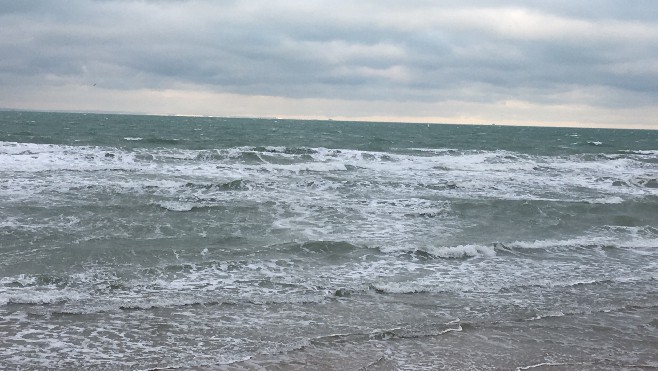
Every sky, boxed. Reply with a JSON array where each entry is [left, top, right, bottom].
[[1, 0, 658, 129]]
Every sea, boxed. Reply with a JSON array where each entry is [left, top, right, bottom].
[[0, 111, 657, 370]]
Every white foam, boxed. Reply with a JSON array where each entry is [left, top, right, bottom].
[[3, 142, 656, 207], [0, 288, 90, 307], [157, 201, 196, 212], [406, 147, 458, 153], [378, 244, 496, 259], [369, 282, 428, 294], [425, 244, 496, 258], [621, 149, 658, 156], [586, 196, 624, 204], [2, 141, 657, 291], [515, 362, 573, 371], [0, 141, 141, 173], [508, 233, 658, 251]]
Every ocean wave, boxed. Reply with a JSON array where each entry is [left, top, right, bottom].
[[378, 244, 496, 259], [261, 146, 319, 155], [156, 201, 198, 212], [182, 179, 249, 191], [55, 292, 331, 314], [630, 177, 658, 189], [143, 137, 182, 145], [406, 147, 459, 154], [499, 275, 655, 295], [308, 319, 462, 345], [0, 141, 142, 173], [524, 301, 658, 323], [2, 141, 656, 204], [1, 275, 332, 313], [154, 200, 252, 212], [618, 149, 658, 156], [368, 282, 433, 294], [0, 288, 90, 307], [584, 196, 625, 204], [292, 240, 363, 255], [506, 233, 658, 251]]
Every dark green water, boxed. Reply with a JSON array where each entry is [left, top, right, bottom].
[[1, 111, 657, 370], [4, 111, 656, 155]]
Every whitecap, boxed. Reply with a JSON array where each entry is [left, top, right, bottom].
[[157, 201, 196, 212], [427, 244, 496, 258], [586, 196, 624, 204]]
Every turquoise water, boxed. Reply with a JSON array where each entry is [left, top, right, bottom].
[[1, 111, 657, 369]]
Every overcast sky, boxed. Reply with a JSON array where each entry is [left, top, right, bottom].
[[1, 1, 658, 128]]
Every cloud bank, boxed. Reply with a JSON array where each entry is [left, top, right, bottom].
[[1, 0, 658, 128]]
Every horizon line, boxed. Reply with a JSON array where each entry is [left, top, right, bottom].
[[1, 107, 656, 131]]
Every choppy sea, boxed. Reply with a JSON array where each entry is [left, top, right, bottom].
[[1, 111, 657, 370]]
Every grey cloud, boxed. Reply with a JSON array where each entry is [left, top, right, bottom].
[[1, 0, 658, 114]]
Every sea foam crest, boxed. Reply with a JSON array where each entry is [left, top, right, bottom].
[[0, 141, 139, 172], [378, 244, 496, 259], [0, 288, 90, 307], [3, 141, 654, 203], [507, 233, 658, 250], [156, 201, 197, 212], [423, 244, 497, 258]]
